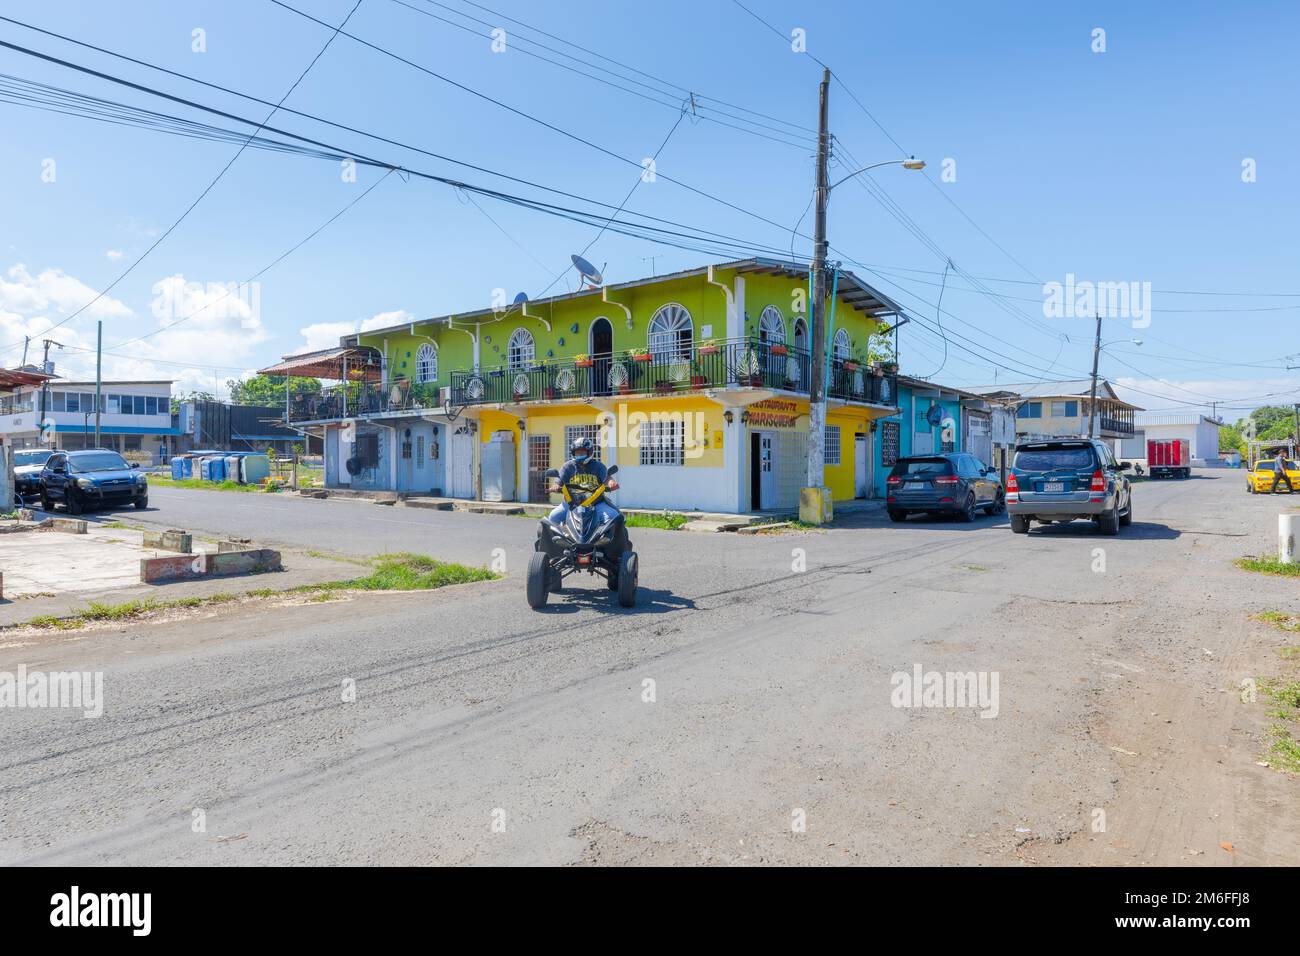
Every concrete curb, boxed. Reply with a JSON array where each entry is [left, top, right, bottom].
[[141, 548, 282, 584]]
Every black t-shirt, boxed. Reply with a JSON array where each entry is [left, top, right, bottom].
[[556, 457, 608, 496]]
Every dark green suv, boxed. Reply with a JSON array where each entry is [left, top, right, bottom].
[[1006, 439, 1132, 534]]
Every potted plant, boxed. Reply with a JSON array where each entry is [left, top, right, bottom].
[[574, 353, 593, 368], [631, 349, 653, 363], [769, 342, 789, 357], [698, 339, 719, 356], [841, 358, 859, 372]]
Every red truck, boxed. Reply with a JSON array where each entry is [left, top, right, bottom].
[[1147, 438, 1191, 478]]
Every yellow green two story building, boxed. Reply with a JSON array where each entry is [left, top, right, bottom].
[[263, 258, 905, 513]]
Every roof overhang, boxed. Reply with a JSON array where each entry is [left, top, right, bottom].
[[258, 346, 383, 382], [0, 368, 54, 389]]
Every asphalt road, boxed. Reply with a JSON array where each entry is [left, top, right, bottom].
[[3, 471, 1298, 865]]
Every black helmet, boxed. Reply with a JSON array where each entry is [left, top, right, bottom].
[[571, 436, 595, 460]]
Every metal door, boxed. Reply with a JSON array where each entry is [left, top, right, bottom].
[[759, 432, 776, 509], [450, 425, 475, 498], [528, 435, 551, 502], [854, 435, 869, 497]]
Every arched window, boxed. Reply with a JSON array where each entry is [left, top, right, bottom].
[[759, 305, 785, 345], [833, 328, 852, 362], [415, 343, 438, 383], [793, 317, 808, 352], [647, 303, 693, 360], [508, 328, 535, 370]]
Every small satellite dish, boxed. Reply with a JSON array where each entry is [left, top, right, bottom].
[[925, 404, 944, 427], [512, 292, 528, 306], [571, 254, 603, 288]]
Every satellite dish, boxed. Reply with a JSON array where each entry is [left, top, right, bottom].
[[512, 292, 528, 306], [925, 404, 944, 427], [571, 254, 603, 288]]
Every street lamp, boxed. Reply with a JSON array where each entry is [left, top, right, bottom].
[[1087, 337, 1142, 437], [806, 146, 925, 515]]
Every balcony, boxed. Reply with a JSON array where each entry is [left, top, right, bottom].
[[1099, 415, 1134, 436], [0, 400, 34, 416], [449, 337, 898, 409], [286, 380, 441, 423]]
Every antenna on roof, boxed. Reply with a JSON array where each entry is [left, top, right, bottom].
[[571, 254, 604, 290]]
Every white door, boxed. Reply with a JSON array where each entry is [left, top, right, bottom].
[[450, 426, 475, 498], [854, 435, 869, 498], [759, 432, 776, 509]]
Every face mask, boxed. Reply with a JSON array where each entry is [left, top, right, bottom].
[[574, 453, 590, 464]]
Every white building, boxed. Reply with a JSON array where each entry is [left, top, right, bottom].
[[0, 377, 178, 460], [1132, 411, 1221, 466]]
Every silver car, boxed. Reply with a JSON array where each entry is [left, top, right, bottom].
[[1006, 439, 1133, 535]]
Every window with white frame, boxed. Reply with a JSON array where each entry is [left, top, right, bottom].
[[793, 317, 808, 351], [508, 328, 535, 370], [832, 328, 851, 362], [564, 424, 603, 461], [647, 303, 693, 360], [824, 425, 841, 465], [639, 419, 684, 466], [415, 343, 438, 383], [759, 305, 785, 344]]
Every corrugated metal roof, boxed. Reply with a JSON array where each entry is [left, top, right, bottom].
[[1135, 412, 1219, 426]]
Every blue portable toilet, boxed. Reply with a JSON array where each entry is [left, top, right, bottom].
[[171, 457, 185, 479]]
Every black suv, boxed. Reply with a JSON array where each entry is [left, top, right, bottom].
[[40, 449, 149, 514], [886, 452, 1005, 522]]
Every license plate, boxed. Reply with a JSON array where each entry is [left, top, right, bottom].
[[1042, 481, 1065, 493], [904, 482, 923, 490]]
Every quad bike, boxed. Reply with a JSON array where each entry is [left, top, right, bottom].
[[527, 465, 638, 609]]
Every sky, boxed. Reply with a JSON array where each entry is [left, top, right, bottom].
[[0, 0, 1296, 420]]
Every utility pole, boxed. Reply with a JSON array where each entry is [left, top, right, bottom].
[[94, 320, 102, 448], [805, 67, 832, 502], [1086, 311, 1102, 439], [39, 338, 61, 437]]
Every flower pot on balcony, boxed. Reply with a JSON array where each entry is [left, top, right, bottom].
[[690, 375, 707, 387], [544, 388, 556, 400], [842, 361, 859, 372], [654, 381, 673, 395], [769, 344, 789, 356], [575, 358, 593, 368], [698, 344, 719, 355], [632, 353, 653, 363]]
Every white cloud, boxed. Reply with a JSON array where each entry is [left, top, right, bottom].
[[106, 249, 124, 261], [291, 309, 415, 354], [0, 264, 132, 320]]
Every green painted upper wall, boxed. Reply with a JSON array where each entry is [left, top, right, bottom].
[[356, 268, 885, 390]]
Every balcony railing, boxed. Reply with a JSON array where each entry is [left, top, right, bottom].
[[449, 337, 898, 409], [1099, 415, 1134, 435], [0, 400, 35, 416], [286, 380, 443, 423], [284, 339, 901, 421]]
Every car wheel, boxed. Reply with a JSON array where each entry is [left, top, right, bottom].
[[617, 551, 638, 608], [40, 494, 54, 512], [987, 491, 1006, 515], [134, 495, 148, 510], [957, 493, 976, 522], [64, 492, 82, 516], [1010, 514, 1030, 534], [1119, 496, 1133, 526], [887, 509, 907, 523], [1098, 504, 1120, 535], [526, 552, 550, 609]]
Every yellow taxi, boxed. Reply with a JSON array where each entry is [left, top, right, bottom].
[[1246, 458, 1300, 493]]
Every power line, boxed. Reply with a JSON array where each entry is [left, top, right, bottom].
[[13, 0, 365, 341]]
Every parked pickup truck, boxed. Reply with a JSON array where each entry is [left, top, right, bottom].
[[1147, 438, 1191, 479]]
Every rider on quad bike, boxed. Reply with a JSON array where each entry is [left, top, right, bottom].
[[536, 436, 629, 559]]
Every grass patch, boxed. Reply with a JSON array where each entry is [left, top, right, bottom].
[[304, 549, 372, 566], [148, 477, 283, 494], [624, 512, 689, 531], [1, 510, 19, 520], [302, 552, 500, 592], [1255, 677, 1300, 774], [1255, 610, 1300, 632], [1235, 556, 1300, 577], [1280, 646, 1300, 660], [12, 593, 241, 631]]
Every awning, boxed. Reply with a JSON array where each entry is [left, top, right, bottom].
[[0, 368, 54, 389], [258, 346, 383, 382]]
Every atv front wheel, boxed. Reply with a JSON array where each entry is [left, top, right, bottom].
[[617, 551, 638, 608], [526, 552, 551, 609]]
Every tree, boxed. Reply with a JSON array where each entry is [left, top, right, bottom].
[[1219, 422, 1246, 456], [170, 390, 216, 414], [228, 374, 321, 406]]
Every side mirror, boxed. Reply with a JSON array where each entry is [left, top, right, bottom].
[[130, 462, 140, 469], [543, 468, 559, 479], [607, 465, 619, 476]]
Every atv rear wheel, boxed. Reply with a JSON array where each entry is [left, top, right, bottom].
[[526, 552, 551, 609]]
